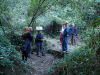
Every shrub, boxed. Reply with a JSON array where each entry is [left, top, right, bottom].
[[48, 27, 100, 75], [0, 34, 29, 75], [48, 46, 100, 75], [44, 20, 61, 38]]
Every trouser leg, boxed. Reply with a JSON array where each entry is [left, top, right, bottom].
[[71, 34, 73, 45], [24, 51, 28, 61], [65, 37, 68, 52], [62, 37, 68, 51], [62, 38, 64, 50], [22, 51, 25, 60], [36, 43, 40, 55], [28, 42, 32, 57], [73, 35, 76, 44], [22, 51, 28, 61], [40, 43, 44, 54]]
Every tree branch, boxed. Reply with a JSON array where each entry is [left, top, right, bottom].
[[34, 0, 58, 20], [28, 0, 46, 27]]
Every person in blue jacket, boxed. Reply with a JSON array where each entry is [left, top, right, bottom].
[[70, 23, 78, 45], [36, 30, 45, 57], [62, 21, 70, 52]]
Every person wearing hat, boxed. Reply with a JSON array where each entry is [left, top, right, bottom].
[[70, 23, 78, 45], [29, 27, 33, 36], [62, 21, 70, 52], [36, 30, 45, 57]]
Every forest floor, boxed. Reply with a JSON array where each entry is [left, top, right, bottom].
[[46, 35, 85, 52], [18, 35, 85, 75]]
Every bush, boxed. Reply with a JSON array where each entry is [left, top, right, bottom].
[[0, 34, 29, 75], [48, 27, 100, 75], [48, 46, 100, 75], [44, 20, 61, 38]]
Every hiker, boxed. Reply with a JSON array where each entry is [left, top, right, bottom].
[[60, 23, 66, 45], [21, 27, 33, 61], [28, 27, 33, 57], [29, 27, 33, 36], [36, 30, 45, 57], [70, 23, 78, 45], [62, 21, 70, 52]]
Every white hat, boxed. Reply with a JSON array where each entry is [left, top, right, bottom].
[[65, 21, 68, 24], [72, 23, 75, 25], [29, 27, 32, 30]]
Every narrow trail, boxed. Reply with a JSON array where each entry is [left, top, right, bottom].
[[20, 52, 58, 75], [18, 35, 85, 75], [46, 35, 85, 52]]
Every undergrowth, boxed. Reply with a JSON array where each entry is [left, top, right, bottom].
[[0, 34, 32, 75], [47, 27, 100, 75]]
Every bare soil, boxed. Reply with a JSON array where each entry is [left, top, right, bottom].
[[46, 35, 85, 52], [19, 35, 84, 75]]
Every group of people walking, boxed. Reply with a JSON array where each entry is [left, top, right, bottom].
[[20, 27, 45, 61], [60, 21, 78, 52]]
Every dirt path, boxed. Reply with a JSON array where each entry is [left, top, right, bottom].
[[19, 51, 58, 75], [18, 36, 84, 75], [46, 35, 85, 52]]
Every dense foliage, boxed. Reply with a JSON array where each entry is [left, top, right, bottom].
[[0, 34, 29, 75], [47, 27, 100, 75], [0, 0, 100, 75]]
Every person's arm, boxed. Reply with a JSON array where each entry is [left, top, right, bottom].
[[63, 28, 67, 36], [75, 27, 78, 36], [41, 35, 44, 41], [76, 27, 78, 34], [66, 26, 69, 35]]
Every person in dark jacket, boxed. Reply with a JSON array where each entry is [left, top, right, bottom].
[[70, 23, 78, 45], [36, 30, 45, 57], [28, 27, 33, 57], [22, 27, 33, 61]]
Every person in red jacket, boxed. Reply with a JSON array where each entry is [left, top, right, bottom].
[[60, 23, 65, 48]]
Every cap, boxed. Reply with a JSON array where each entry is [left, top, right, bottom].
[[65, 21, 69, 24], [38, 30, 41, 32], [72, 23, 75, 25], [29, 27, 32, 30]]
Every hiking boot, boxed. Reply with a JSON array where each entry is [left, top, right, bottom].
[[63, 50, 68, 52], [42, 54, 45, 56], [37, 55, 40, 57], [63, 51, 66, 52]]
